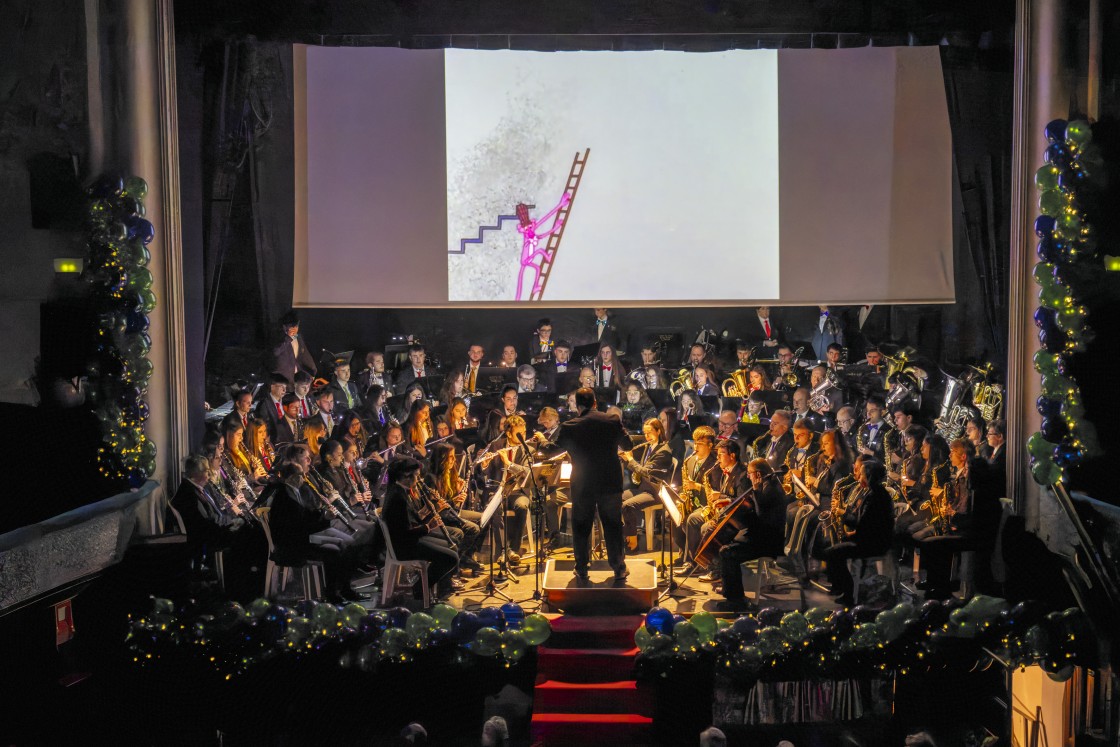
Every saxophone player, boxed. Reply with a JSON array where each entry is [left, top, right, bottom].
[[714, 459, 787, 611], [816, 459, 894, 606], [673, 426, 718, 566], [689, 440, 751, 583], [856, 395, 892, 462]]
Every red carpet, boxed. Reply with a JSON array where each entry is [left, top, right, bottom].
[[531, 615, 654, 745]]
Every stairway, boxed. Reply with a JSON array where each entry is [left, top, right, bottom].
[[531, 614, 654, 745]]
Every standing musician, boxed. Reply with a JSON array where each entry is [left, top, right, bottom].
[[715, 458, 788, 611], [593, 343, 627, 391], [620, 418, 675, 552], [529, 318, 556, 364], [534, 388, 633, 581], [272, 311, 317, 387], [688, 440, 752, 583], [816, 459, 895, 606], [674, 426, 718, 570], [480, 414, 533, 564], [381, 457, 460, 597], [427, 443, 484, 574], [751, 410, 794, 473]]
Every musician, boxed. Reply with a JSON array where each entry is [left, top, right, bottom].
[[222, 421, 264, 493], [620, 418, 675, 551], [747, 365, 773, 395], [357, 350, 394, 397], [775, 344, 804, 389], [271, 311, 316, 386], [483, 414, 533, 564], [537, 339, 574, 393], [716, 410, 741, 444], [528, 318, 555, 364], [403, 399, 434, 459], [339, 411, 369, 457], [593, 342, 626, 390], [734, 340, 754, 370], [891, 426, 930, 539], [245, 418, 277, 474], [439, 369, 467, 407], [499, 345, 518, 368], [659, 407, 687, 477], [857, 395, 892, 462], [535, 388, 633, 580], [791, 387, 828, 432], [816, 459, 895, 606], [751, 306, 782, 349], [302, 418, 326, 460], [782, 420, 819, 506], [811, 306, 845, 360], [639, 340, 662, 368], [533, 407, 567, 546], [809, 366, 845, 416], [835, 406, 859, 454], [716, 458, 788, 611], [695, 440, 752, 584], [905, 434, 952, 540], [693, 364, 719, 397], [428, 443, 484, 573], [341, 441, 373, 510], [864, 345, 885, 373], [274, 393, 304, 448], [319, 439, 358, 505], [965, 415, 988, 458], [634, 365, 668, 391], [395, 383, 425, 424], [463, 344, 485, 394], [677, 390, 707, 432], [256, 372, 290, 442], [807, 429, 852, 506], [985, 419, 1006, 475], [326, 355, 362, 413], [293, 372, 317, 419], [686, 343, 710, 371], [444, 397, 474, 434], [364, 385, 392, 437], [499, 384, 522, 418], [674, 425, 718, 569], [169, 453, 245, 558], [592, 307, 622, 352], [751, 410, 794, 473], [313, 387, 337, 439], [222, 389, 255, 433], [889, 405, 917, 468], [394, 343, 429, 395], [577, 366, 596, 391], [621, 382, 657, 433], [516, 365, 547, 393], [380, 457, 460, 597]]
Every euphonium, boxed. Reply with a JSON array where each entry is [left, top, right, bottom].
[[808, 369, 839, 411], [972, 380, 1004, 423], [721, 369, 751, 398], [669, 368, 693, 398]]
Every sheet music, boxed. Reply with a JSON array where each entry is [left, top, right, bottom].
[[659, 484, 683, 527], [789, 472, 820, 507]]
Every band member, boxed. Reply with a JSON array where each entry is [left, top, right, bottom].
[[327, 354, 362, 413], [381, 457, 460, 597], [395, 383, 425, 424], [638, 340, 662, 369], [677, 390, 707, 432], [272, 311, 316, 386], [529, 318, 555, 364], [892, 426, 930, 538], [685, 343, 710, 371], [695, 440, 752, 584], [534, 407, 566, 546], [403, 399, 434, 459], [439, 369, 467, 407], [427, 443, 484, 573], [499, 385, 522, 418], [782, 420, 819, 506], [463, 344, 485, 394], [169, 453, 246, 558], [857, 395, 892, 462], [256, 372, 290, 442], [313, 387, 337, 439], [965, 415, 988, 458], [716, 458, 788, 611], [824, 343, 846, 372], [222, 389, 255, 433], [537, 339, 574, 393], [577, 366, 596, 391], [811, 305, 845, 360], [275, 393, 304, 448], [593, 343, 626, 390], [319, 439, 358, 505], [774, 344, 804, 390], [222, 421, 264, 493], [733, 340, 755, 370], [791, 387, 828, 432], [357, 350, 394, 397], [443, 397, 474, 434], [752, 306, 782, 349], [246, 417, 277, 474], [516, 365, 546, 393], [693, 364, 719, 397], [907, 434, 953, 541], [817, 459, 894, 606], [341, 440, 373, 510], [293, 372, 317, 419], [302, 418, 326, 460], [674, 425, 718, 566], [835, 406, 859, 454], [620, 418, 674, 550], [716, 409, 741, 444], [364, 385, 392, 437], [338, 411, 369, 456], [482, 414, 533, 563], [620, 382, 657, 432], [536, 388, 633, 580], [889, 405, 917, 468], [394, 343, 429, 395], [592, 307, 622, 352], [751, 410, 794, 473], [808, 366, 844, 416], [985, 419, 1006, 476], [659, 407, 687, 477], [499, 345, 518, 368]]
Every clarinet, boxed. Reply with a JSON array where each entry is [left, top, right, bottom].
[[309, 466, 358, 521], [416, 480, 458, 551], [303, 475, 355, 532]]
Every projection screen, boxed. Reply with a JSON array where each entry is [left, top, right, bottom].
[[293, 45, 953, 308]]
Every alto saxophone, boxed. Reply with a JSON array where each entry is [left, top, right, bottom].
[[919, 462, 952, 535]]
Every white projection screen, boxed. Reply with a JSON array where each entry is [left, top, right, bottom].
[[293, 45, 953, 308]]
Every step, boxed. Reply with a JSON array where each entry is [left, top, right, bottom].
[[534, 679, 652, 714], [530, 713, 653, 745], [537, 646, 639, 683], [547, 615, 644, 649]]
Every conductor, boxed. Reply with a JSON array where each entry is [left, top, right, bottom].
[[536, 387, 633, 580]]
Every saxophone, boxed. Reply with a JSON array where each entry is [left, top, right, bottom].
[[818, 474, 856, 547], [700, 472, 720, 522], [919, 462, 952, 535]]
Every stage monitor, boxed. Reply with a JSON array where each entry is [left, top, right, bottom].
[[294, 45, 953, 308]]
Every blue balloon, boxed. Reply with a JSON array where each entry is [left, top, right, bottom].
[[1039, 330, 1065, 354], [1045, 142, 1069, 166], [1053, 443, 1084, 467], [731, 615, 760, 643], [450, 611, 481, 642], [645, 607, 674, 636], [1034, 215, 1057, 238], [1036, 395, 1063, 420], [1036, 237, 1061, 263], [500, 603, 525, 630], [387, 606, 411, 629], [127, 468, 147, 489], [89, 173, 124, 199], [478, 606, 505, 630], [672, 614, 686, 627], [125, 309, 150, 334], [1034, 306, 1057, 330], [757, 607, 784, 627], [430, 628, 455, 647], [1041, 417, 1067, 442], [1044, 119, 1069, 143], [1057, 168, 1085, 191]]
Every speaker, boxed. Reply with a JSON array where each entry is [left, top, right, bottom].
[[27, 151, 84, 230]]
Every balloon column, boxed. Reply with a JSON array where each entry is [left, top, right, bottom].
[[83, 174, 157, 488], [633, 599, 1093, 684], [125, 597, 552, 679], [1029, 120, 1103, 484]]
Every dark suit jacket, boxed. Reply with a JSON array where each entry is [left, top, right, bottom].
[[591, 318, 623, 353], [169, 479, 234, 550], [843, 483, 895, 555], [222, 409, 253, 435], [547, 410, 632, 503], [527, 336, 555, 364], [327, 379, 363, 413], [267, 480, 330, 563], [846, 305, 892, 357], [272, 334, 317, 386], [743, 315, 784, 350], [382, 482, 430, 556], [738, 477, 786, 553], [756, 429, 795, 473], [256, 396, 286, 442], [274, 417, 303, 450], [357, 369, 394, 398], [394, 367, 430, 396], [624, 441, 674, 494]]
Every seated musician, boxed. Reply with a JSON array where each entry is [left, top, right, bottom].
[[809, 365, 844, 416], [782, 420, 819, 534], [985, 420, 1006, 494], [394, 343, 429, 395], [856, 395, 892, 463], [313, 386, 338, 438], [499, 384, 522, 418], [578, 366, 597, 391], [689, 440, 751, 584], [791, 387, 828, 433], [319, 439, 358, 506], [255, 372, 290, 442], [169, 452, 246, 559], [380, 457, 460, 597], [751, 409, 794, 473], [889, 405, 917, 469], [890, 425, 930, 537], [499, 345, 519, 368], [674, 425, 718, 569], [245, 417, 277, 475], [716, 409, 741, 443], [357, 350, 393, 398], [266, 445, 377, 602], [715, 458, 788, 611], [536, 339, 573, 393], [528, 318, 555, 364], [341, 440, 373, 511], [302, 418, 326, 461], [439, 370, 467, 407], [222, 388, 255, 433], [685, 343, 709, 372], [659, 408, 686, 472], [401, 399, 434, 459], [223, 422, 266, 499], [775, 345, 804, 390], [293, 372, 317, 420], [816, 459, 894, 606], [693, 364, 719, 397], [621, 382, 657, 433], [516, 364, 547, 393], [835, 406, 859, 455], [480, 414, 533, 564], [620, 418, 675, 551], [326, 354, 363, 414], [274, 393, 303, 449], [677, 390, 707, 433], [733, 340, 754, 371], [364, 385, 392, 438], [427, 443, 484, 574], [338, 411, 368, 457], [394, 383, 425, 424], [965, 415, 987, 458], [203, 436, 252, 517], [788, 429, 854, 571], [444, 397, 475, 434]]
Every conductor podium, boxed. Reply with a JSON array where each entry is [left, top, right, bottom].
[[541, 559, 658, 615]]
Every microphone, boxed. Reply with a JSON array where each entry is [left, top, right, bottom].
[[515, 431, 529, 447]]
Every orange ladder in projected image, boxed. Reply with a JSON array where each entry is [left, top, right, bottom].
[[530, 148, 589, 302]]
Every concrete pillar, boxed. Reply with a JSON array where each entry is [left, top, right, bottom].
[[86, 0, 187, 519]]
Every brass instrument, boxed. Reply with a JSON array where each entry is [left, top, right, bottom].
[[700, 472, 729, 522], [970, 364, 1004, 423], [919, 461, 952, 535], [808, 368, 840, 411], [818, 474, 857, 547], [778, 346, 806, 388], [721, 369, 751, 398], [933, 370, 974, 440], [668, 368, 694, 398]]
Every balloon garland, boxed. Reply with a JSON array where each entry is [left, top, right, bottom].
[[1027, 119, 1103, 484], [83, 173, 157, 488], [634, 598, 1093, 685], [126, 597, 551, 680]]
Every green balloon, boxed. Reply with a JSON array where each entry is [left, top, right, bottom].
[[342, 603, 366, 629], [128, 268, 153, 291], [1038, 190, 1065, 217], [1032, 350, 1060, 376], [1059, 211, 1083, 234], [1032, 262, 1056, 285], [380, 627, 410, 658], [690, 611, 718, 641], [1065, 120, 1092, 147], [248, 598, 271, 619], [473, 627, 501, 657], [1035, 163, 1060, 191], [779, 611, 809, 642], [406, 612, 435, 640], [757, 627, 787, 656], [286, 616, 311, 645], [124, 176, 149, 200], [522, 613, 551, 646], [735, 645, 765, 675], [135, 358, 154, 383], [634, 624, 653, 651], [673, 620, 701, 650], [1041, 374, 1075, 398], [430, 604, 457, 629], [805, 607, 833, 628], [500, 629, 529, 663], [1038, 285, 1064, 310], [311, 602, 340, 630], [1030, 457, 1062, 485], [1027, 432, 1057, 459], [139, 288, 157, 313]]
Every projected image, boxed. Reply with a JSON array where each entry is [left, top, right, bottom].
[[444, 49, 781, 303]]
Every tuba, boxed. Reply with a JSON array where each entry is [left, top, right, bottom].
[[808, 369, 840, 411], [722, 369, 751, 398], [668, 368, 693, 398], [971, 365, 1004, 423], [933, 370, 975, 440]]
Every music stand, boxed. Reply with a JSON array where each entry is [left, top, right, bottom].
[[477, 482, 514, 603], [656, 481, 684, 600]]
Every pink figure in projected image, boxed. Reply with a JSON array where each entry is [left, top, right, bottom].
[[515, 192, 570, 301]]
